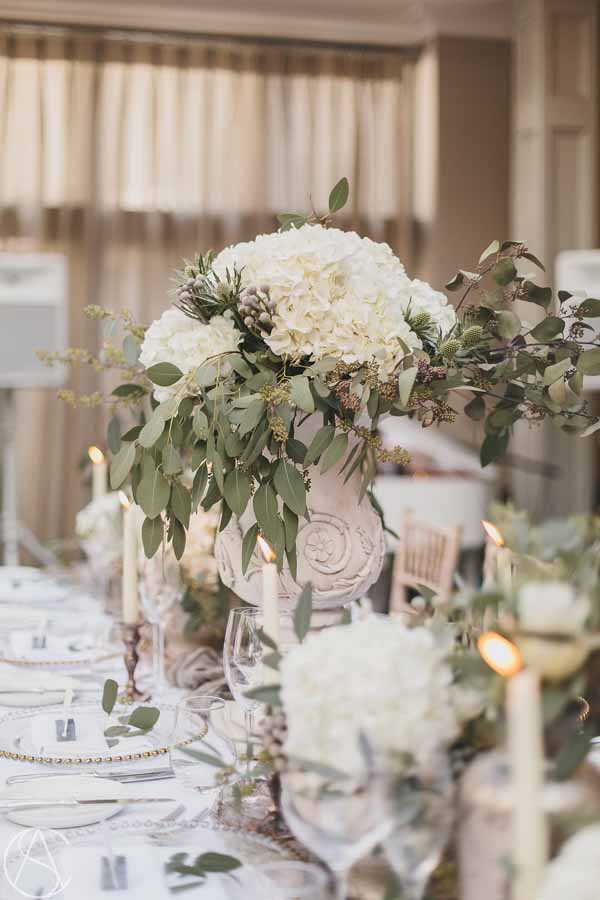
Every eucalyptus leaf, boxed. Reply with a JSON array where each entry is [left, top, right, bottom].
[[294, 582, 313, 642], [142, 515, 164, 558], [223, 469, 252, 516], [195, 363, 218, 387], [304, 425, 335, 467], [137, 468, 171, 519], [495, 310, 521, 340], [577, 297, 600, 317], [192, 407, 208, 440], [397, 366, 418, 407], [525, 281, 552, 307], [273, 461, 307, 516], [320, 432, 348, 474], [128, 706, 160, 731], [530, 316, 565, 341], [110, 442, 136, 489], [480, 431, 509, 467], [242, 523, 259, 574], [464, 395, 486, 421], [146, 362, 183, 387], [544, 357, 571, 385], [123, 333, 142, 365], [107, 416, 121, 454], [578, 348, 600, 375], [253, 483, 278, 528], [194, 853, 241, 874], [492, 258, 516, 286], [191, 465, 208, 510], [162, 444, 183, 475], [290, 375, 315, 413], [102, 678, 118, 715], [171, 481, 192, 528], [138, 410, 167, 449], [479, 239, 499, 265], [283, 505, 298, 552], [238, 399, 266, 436], [328, 176, 349, 213]]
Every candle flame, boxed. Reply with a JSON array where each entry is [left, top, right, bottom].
[[119, 490, 131, 510], [478, 631, 522, 677], [482, 520, 505, 547], [257, 535, 276, 563], [88, 445, 105, 465]]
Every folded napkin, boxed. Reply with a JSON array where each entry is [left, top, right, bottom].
[[9, 630, 96, 661], [0, 666, 79, 693], [0, 606, 48, 630], [168, 646, 229, 695]]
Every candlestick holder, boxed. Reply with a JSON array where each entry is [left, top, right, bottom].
[[118, 620, 148, 702]]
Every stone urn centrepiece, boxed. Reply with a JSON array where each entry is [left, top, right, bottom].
[[215, 417, 386, 627]]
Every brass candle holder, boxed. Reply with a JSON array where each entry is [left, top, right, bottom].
[[119, 620, 147, 702]]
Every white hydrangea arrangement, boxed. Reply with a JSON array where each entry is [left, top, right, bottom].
[[60, 178, 599, 569], [279, 617, 471, 775], [75, 492, 123, 566]]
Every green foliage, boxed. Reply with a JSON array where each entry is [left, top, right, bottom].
[[102, 678, 118, 715]]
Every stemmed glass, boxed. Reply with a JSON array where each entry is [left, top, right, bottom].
[[223, 607, 265, 775], [139, 555, 181, 698], [383, 754, 454, 900], [172, 694, 237, 794], [281, 766, 394, 900]]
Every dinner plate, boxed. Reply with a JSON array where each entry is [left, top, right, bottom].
[[0, 774, 128, 828]]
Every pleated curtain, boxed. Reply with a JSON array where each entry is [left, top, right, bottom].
[[0, 28, 414, 542]]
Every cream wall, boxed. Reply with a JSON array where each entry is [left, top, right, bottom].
[[413, 36, 511, 292]]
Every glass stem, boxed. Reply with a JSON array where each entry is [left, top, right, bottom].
[[333, 870, 348, 900], [153, 622, 165, 691], [244, 709, 254, 779]]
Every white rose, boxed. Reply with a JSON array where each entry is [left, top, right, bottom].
[[517, 581, 589, 635]]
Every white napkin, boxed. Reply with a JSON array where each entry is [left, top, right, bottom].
[[0, 606, 48, 629], [0, 666, 79, 693], [9, 630, 95, 661], [0, 582, 68, 605]]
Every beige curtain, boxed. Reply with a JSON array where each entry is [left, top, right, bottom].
[[0, 28, 414, 543]]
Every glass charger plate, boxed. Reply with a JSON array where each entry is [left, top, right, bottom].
[[2, 813, 298, 900], [0, 702, 206, 764], [0, 643, 119, 668]]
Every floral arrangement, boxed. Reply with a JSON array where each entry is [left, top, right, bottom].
[[279, 617, 479, 776], [75, 492, 123, 567], [44, 179, 600, 573]]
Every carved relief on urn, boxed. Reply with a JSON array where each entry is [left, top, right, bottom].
[[215, 419, 386, 612]]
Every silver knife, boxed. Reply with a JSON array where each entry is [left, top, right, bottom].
[[0, 797, 176, 810]]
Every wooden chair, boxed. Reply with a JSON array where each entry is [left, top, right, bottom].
[[389, 512, 462, 615]]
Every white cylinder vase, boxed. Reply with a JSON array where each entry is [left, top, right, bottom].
[[215, 417, 386, 623]]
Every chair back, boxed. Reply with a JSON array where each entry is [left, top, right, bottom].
[[389, 512, 461, 614]]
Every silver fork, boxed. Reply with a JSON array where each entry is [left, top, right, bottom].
[[6, 767, 175, 786]]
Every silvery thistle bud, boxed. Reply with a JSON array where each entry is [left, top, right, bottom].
[[258, 312, 271, 324], [179, 290, 191, 301], [246, 285, 258, 295], [268, 299, 277, 312], [259, 284, 270, 294], [244, 316, 255, 327], [186, 277, 195, 287]]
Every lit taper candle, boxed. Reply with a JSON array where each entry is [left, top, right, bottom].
[[478, 632, 548, 900], [257, 535, 279, 645], [88, 446, 108, 501]]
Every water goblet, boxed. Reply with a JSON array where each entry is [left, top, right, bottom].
[[281, 766, 394, 900], [223, 607, 266, 775], [172, 694, 237, 795], [139, 561, 181, 698], [383, 754, 454, 900]]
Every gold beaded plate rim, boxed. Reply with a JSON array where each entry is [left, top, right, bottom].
[[0, 702, 208, 765], [0, 649, 120, 667]]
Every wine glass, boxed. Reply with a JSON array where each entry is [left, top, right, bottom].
[[172, 694, 237, 794], [139, 554, 181, 698], [223, 607, 265, 775], [281, 766, 394, 900], [224, 862, 329, 899], [383, 754, 454, 900]]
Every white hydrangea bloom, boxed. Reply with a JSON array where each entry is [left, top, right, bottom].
[[139, 308, 241, 401], [518, 581, 589, 636], [280, 617, 464, 775], [537, 826, 600, 900], [213, 224, 455, 376], [75, 493, 123, 567]]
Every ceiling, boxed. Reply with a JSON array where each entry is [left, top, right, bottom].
[[0, 0, 513, 45]]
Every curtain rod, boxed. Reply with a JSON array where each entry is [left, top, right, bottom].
[[0, 19, 421, 59]]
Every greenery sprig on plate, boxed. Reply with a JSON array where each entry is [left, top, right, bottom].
[[101, 678, 160, 739]]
